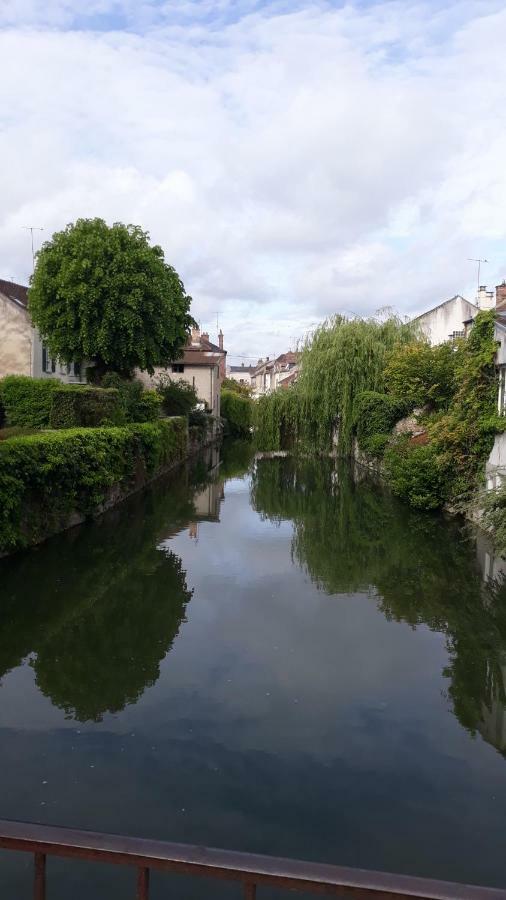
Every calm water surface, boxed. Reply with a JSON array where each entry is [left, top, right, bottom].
[[1, 443, 506, 897]]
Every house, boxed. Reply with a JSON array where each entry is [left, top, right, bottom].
[[251, 352, 299, 397], [0, 278, 85, 383], [413, 294, 480, 346], [227, 363, 256, 388], [138, 326, 226, 418]]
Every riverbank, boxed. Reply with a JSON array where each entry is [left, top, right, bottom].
[[0, 417, 222, 556]]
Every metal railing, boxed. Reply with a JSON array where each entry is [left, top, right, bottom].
[[0, 819, 505, 900]]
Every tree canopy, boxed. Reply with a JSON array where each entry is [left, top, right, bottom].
[[29, 218, 195, 378]]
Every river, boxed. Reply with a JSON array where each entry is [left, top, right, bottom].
[[1, 442, 506, 897]]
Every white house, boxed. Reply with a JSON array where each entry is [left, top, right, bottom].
[[0, 278, 85, 383], [227, 363, 255, 388], [413, 294, 480, 346], [138, 326, 226, 418]]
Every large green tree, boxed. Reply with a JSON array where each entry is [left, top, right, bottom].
[[29, 218, 194, 378]]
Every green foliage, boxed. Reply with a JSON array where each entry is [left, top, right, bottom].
[[0, 419, 187, 553], [360, 433, 391, 459], [383, 439, 448, 510], [29, 217, 194, 378], [430, 311, 501, 504], [135, 389, 162, 422], [49, 386, 123, 428], [188, 408, 209, 430], [222, 376, 252, 396], [254, 315, 415, 453], [354, 391, 409, 455], [384, 340, 461, 410], [296, 314, 416, 452], [156, 374, 198, 416], [483, 483, 506, 559], [221, 388, 252, 436], [100, 373, 161, 423], [0, 375, 60, 427], [254, 386, 302, 451]]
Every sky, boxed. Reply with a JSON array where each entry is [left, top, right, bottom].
[[2, 0, 506, 363]]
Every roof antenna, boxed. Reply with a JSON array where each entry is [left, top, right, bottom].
[[468, 257, 488, 297], [23, 226, 44, 272]]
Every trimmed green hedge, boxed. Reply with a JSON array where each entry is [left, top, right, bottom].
[[49, 387, 123, 428], [0, 419, 187, 553], [221, 389, 252, 436], [0, 375, 60, 427]]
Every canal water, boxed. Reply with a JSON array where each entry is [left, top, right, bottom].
[[1, 443, 506, 897]]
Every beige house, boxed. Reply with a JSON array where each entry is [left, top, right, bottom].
[[139, 326, 226, 417], [0, 278, 85, 383]]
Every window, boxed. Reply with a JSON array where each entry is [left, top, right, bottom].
[[499, 366, 506, 415], [172, 364, 184, 373]]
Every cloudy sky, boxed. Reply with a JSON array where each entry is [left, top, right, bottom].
[[2, 0, 506, 362]]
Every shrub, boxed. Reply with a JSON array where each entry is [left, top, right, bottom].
[[359, 433, 391, 459], [354, 391, 409, 454], [156, 375, 198, 416], [0, 419, 188, 553], [134, 390, 162, 422], [222, 377, 251, 397], [49, 387, 123, 428], [384, 341, 461, 410], [0, 395, 5, 428], [0, 375, 60, 427], [221, 389, 252, 436], [101, 374, 161, 423], [383, 439, 448, 510], [189, 408, 209, 430]]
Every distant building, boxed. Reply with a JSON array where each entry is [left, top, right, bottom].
[[227, 363, 256, 387], [0, 278, 85, 383], [251, 352, 299, 397], [139, 326, 226, 418]]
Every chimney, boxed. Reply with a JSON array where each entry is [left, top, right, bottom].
[[219, 329, 224, 350], [201, 331, 209, 343], [496, 281, 506, 312], [477, 285, 495, 310], [191, 325, 200, 345]]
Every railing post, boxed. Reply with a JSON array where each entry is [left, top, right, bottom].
[[244, 882, 256, 900], [137, 866, 150, 900], [34, 853, 46, 900]]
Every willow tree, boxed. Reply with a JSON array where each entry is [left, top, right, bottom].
[[296, 313, 416, 452]]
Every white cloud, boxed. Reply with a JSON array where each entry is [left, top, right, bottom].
[[1, 1, 506, 361]]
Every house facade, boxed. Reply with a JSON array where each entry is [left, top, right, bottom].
[[413, 294, 480, 346], [138, 326, 226, 418], [227, 363, 255, 387], [0, 279, 85, 383], [251, 352, 299, 397]]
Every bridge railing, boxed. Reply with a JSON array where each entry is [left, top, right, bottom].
[[0, 818, 505, 900]]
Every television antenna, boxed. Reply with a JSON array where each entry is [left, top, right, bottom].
[[23, 226, 44, 272], [468, 257, 488, 294]]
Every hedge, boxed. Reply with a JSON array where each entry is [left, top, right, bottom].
[[221, 389, 252, 436], [49, 387, 123, 428], [0, 418, 187, 553], [0, 375, 60, 427], [101, 374, 162, 423]]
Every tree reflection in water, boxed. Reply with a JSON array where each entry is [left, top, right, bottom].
[[251, 456, 506, 755], [0, 453, 223, 722]]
